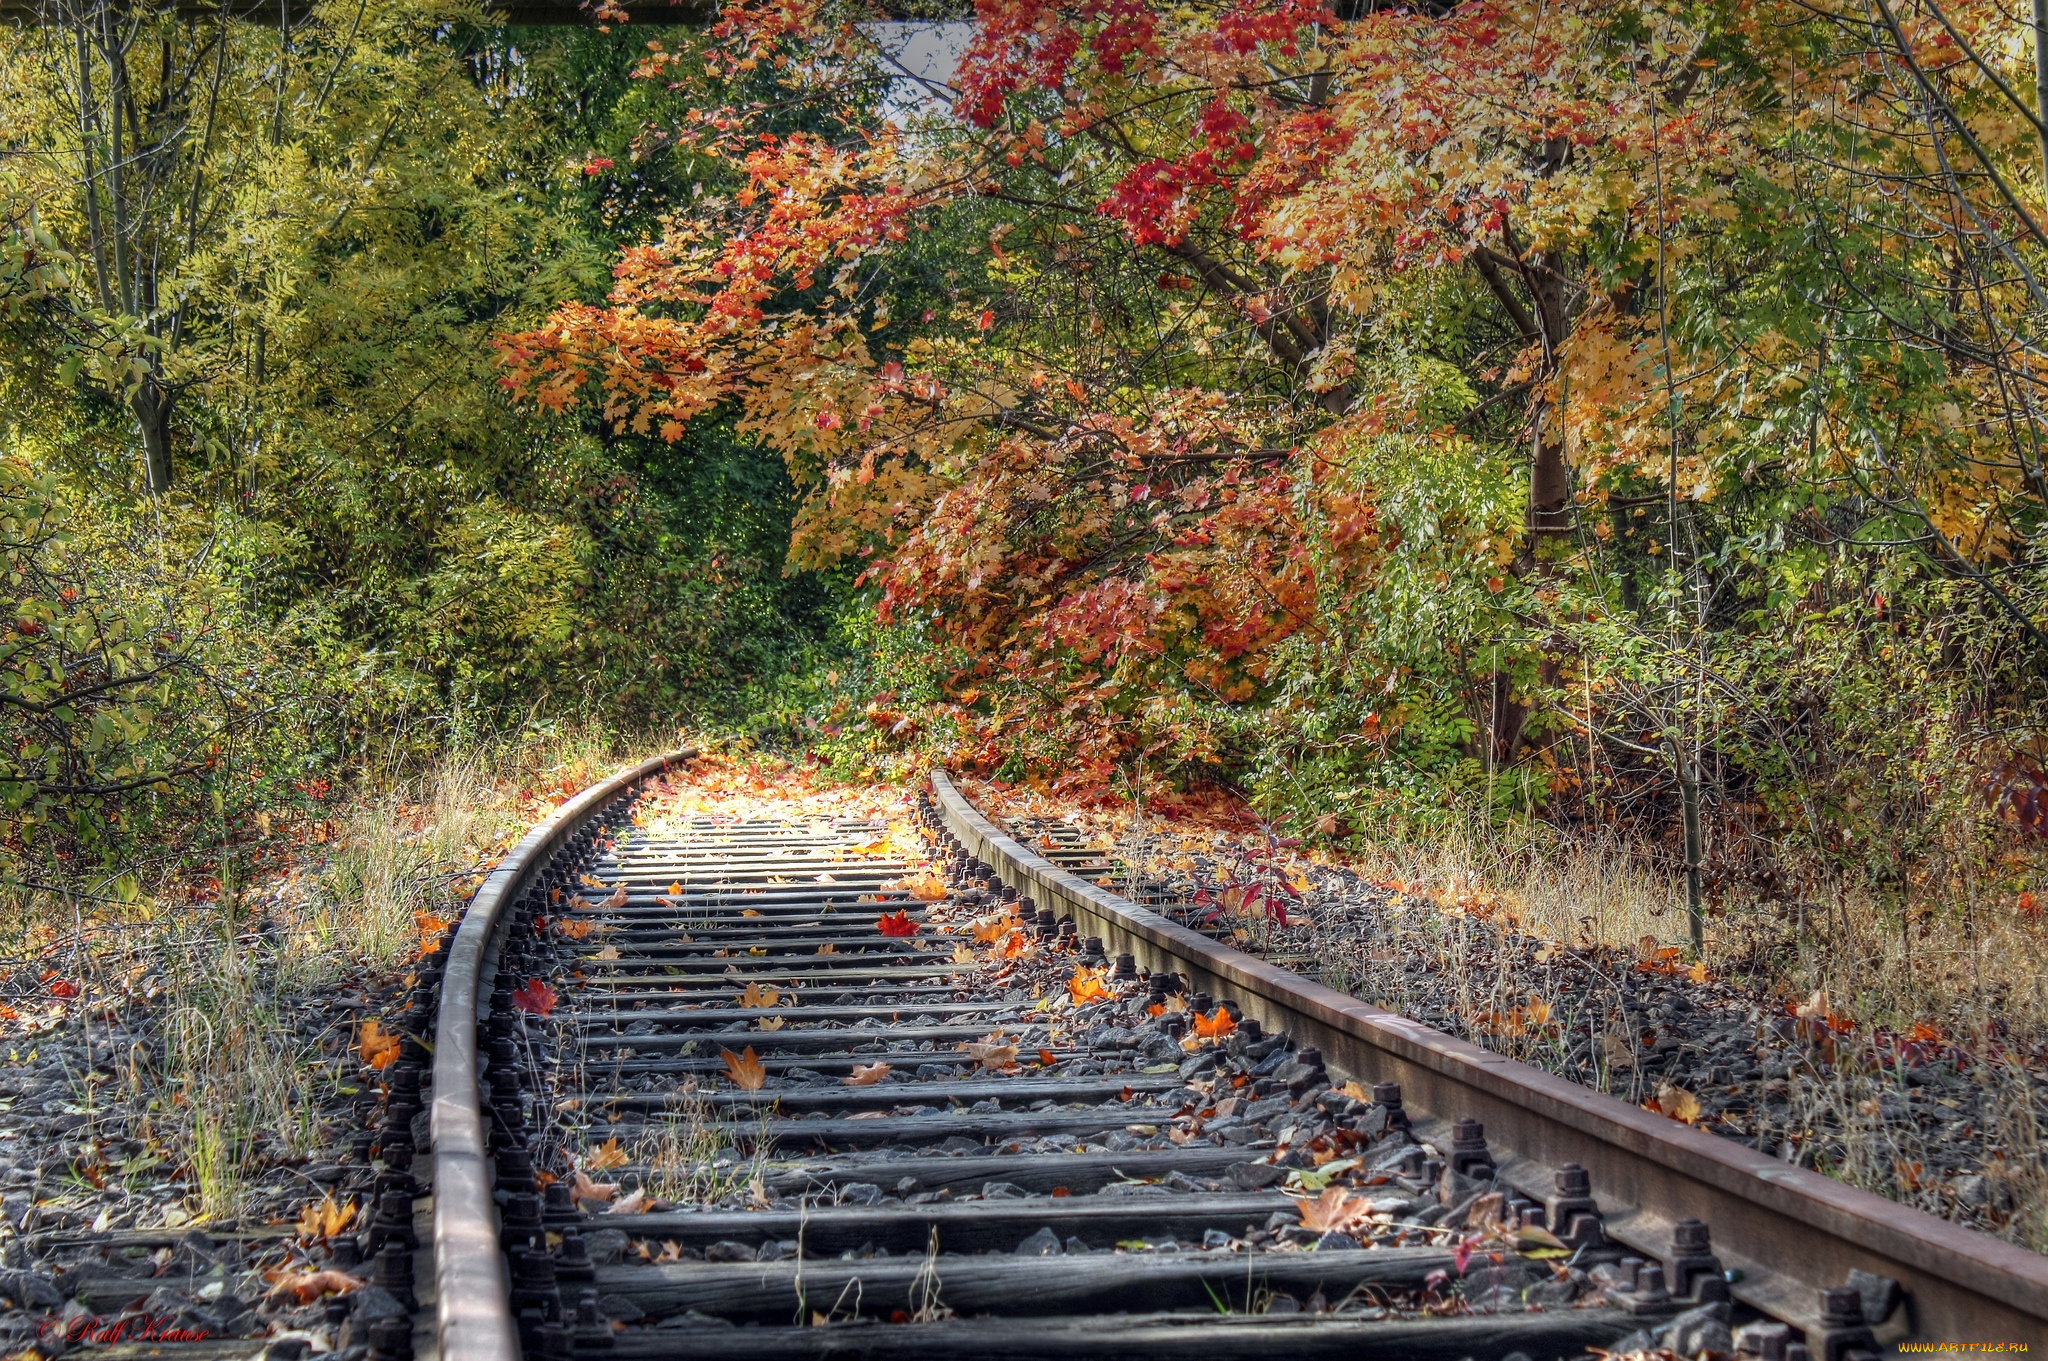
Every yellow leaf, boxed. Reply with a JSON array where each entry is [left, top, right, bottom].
[[895, 872, 951, 901], [296, 1194, 354, 1241], [1654, 1082, 1702, 1124]]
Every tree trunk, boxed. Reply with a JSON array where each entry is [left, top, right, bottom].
[[1530, 415, 1571, 534], [132, 375, 173, 493]]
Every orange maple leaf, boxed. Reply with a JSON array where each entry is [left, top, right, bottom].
[[556, 918, 596, 940], [876, 910, 918, 937], [358, 1020, 402, 1070], [970, 912, 1019, 943], [415, 912, 453, 955], [585, 1137, 629, 1172], [1068, 966, 1113, 1005], [720, 1045, 767, 1090], [1191, 1007, 1236, 1040], [843, 1062, 892, 1086]]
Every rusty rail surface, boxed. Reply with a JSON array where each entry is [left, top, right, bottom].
[[928, 769, 2048, 1348], [431, 748, 695, 1361]]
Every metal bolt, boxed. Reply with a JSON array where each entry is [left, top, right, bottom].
[[374, 1241, 418, 1311], [1820, 1285, 1864, 1326]]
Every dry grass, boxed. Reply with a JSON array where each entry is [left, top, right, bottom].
[[1338, 814, 2048, 1046], [0, 725, 664, 1225], [967, 777, 2048, 1254], [633, 1087, 772, 1207]]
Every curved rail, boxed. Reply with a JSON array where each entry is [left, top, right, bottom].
[[928, 769, 2048, 1346], [431, 747, 695, 1361]]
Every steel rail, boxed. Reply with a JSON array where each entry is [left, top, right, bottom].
[[929, 769, 2048, 1347], [431, 747, 694, 1361]]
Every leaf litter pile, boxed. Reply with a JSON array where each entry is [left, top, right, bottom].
[[518, 758, 1714, 1349], [961, 778, 2048, 1252]]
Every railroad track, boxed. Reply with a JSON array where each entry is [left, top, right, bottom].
[[403, 752, 2048, 1360]]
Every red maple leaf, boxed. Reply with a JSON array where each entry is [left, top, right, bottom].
[[875, 910, 918, 938], [46, 979, 78, 1000], [510, 979, 558, 1017]]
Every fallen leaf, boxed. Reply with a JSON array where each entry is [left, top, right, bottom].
[[669, 881, 683, 895], [895, 872, 951, 902], [1653, 1083, 1702, 1124], [594, 944, 621, 961], [46, 979, 79, 1000], [721, 1046, 767, 1090], [741, 908, 762, 917], [738, 982, 781, 1008], [265, 1269, 362, 1305], [961, 1036, 1019, 1071], [586, 1137, 628, 1172], [573, 1169, 618, 1205], [296, 1194, 354, 1241], [657, 1240, 683, 1262], [816, 943, 838, 955], [757, 1016, 786, 1032], [844, 1062, 892, 1086], [876, 910, 919, 937], [415, 912, 453, 954], [556, 918, 596, 940], [1191, 1007, 1236, 1040], [952, 943, 977, 965], [970, 912, 1019, 943], [1600, 1032, 1636, 1069], [1292, 1186, 1372, 1235], [606, 1187, 648, 1215], [1068, 966, 1112, 1005], [511, 979, 559, 1018], [358, 1020, 402, 1070], [585, 882, 628, 911]]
